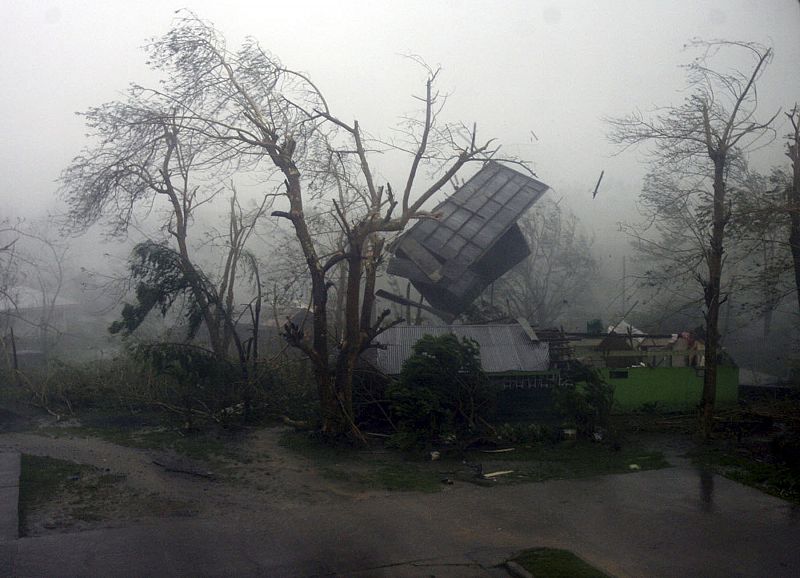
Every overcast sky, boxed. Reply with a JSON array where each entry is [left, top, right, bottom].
[[2, 0, 798, 266]]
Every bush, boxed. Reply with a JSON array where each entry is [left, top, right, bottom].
[[494, 422, 554, 444], [387, 333, 493, 448], [552, 363, 613, 438]]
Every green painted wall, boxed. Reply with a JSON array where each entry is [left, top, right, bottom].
[[600, 366, 739, 412]]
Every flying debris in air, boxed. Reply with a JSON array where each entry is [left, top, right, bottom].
[[592, 170, 605, 199]]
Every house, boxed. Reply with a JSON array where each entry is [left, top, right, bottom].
[[0, 286, 78, 337], [566, 321, 736, 412], [1, 286, 80, 367], [370, 320, 738, 416], [370, 322, 556, 421], [373, 322, 550, 376]]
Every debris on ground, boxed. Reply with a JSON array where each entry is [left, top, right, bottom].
[[151, 452, 216, 479]]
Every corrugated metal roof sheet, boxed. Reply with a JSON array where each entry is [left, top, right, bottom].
[[387, 161, 549, 318], [373, 324, 550, 375]]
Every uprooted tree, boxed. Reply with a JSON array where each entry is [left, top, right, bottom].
[[609, 40, 778, 438], [62, 12, 513, 438]]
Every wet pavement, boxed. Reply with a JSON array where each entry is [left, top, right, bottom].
[[2, 457, 799, 577]]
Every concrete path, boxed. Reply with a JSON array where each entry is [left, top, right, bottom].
[[1, 461, 799, 577], [0, 452, 20, 543]]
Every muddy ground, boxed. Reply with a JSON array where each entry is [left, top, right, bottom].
[[1, 420, 374, 536]]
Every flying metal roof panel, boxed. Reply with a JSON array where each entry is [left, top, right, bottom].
[[386, 161, 549, 317]]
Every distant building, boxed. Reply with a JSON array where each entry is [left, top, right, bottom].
[[371, 323, 550, 383], [0, 286, 78, 337], [368, 320, 738, 415]]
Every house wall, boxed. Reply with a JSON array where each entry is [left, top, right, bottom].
[[601, 366, 739, 412], [492, 371, 558, 422]]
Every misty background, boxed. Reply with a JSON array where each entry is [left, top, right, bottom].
[[2, 0, 799, 374]]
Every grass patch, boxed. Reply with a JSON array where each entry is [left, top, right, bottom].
[[320, 464, 443, 492], [463, 442, 668, 484], [281, 431, 443, 492], [689, 445, 800, 504], [18, 455, 91, 532], [18, 454, 194, 535], [280, 431, 667, 492], [18, 455, 125, 533], [511, 548, 610, 578], [41, 423, 245, 464]]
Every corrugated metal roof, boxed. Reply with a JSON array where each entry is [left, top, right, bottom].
[[387, 161, 549, 318], [373, 324, 550, 375]]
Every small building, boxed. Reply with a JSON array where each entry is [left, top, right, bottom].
[[0, 286, 78, 337], [372, 323, 550, 379], [566, 322, 735, 412], [369, 321, 739, 417], [370, 323, 556, 421], [1, 286, 80, 367]]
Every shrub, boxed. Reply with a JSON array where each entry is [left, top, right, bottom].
[[4, 338, 318, 430], [552, 362, 613, 438], [387, 333, 493, 448], [495, 422, 553, 444]]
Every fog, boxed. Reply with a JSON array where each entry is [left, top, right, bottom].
[[4, 5, 800, 571], [2, 0, 799, 365]]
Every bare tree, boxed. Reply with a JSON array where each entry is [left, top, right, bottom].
[[61, 97, 268, 369], [609, 40, 778, 437], [0, 220, 18, 306], [491, 199, 596, 327], [785, 106, 800, 315], [0, 220, 69, 365], [117, 12, 509, 438]]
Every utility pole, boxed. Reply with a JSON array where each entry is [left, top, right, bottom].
[[622, 256, 627, 319]]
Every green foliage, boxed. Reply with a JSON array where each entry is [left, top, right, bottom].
[[512, 548, 611, 578], [131, 342, 245, 426], [7, 343, 310, 430], [18, 454, 190, 535], [494, 422, 554, 444], [586, 319, 604, 335], [110, 241, 211, 339], [257, 358, 318, 422], [387, 333, 493, 448], [553, 363, 613, 437]]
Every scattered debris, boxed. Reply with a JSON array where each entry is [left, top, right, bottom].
[[628, 464, 640, 470], [505, 560, 534, 578], [479, 447, 515, 454], [483, 470, 514, 479], [430, 451, 441, 461], [279, 415, 311, 430], [591, 169, 605, 199], [152, 453, 216, 479]]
